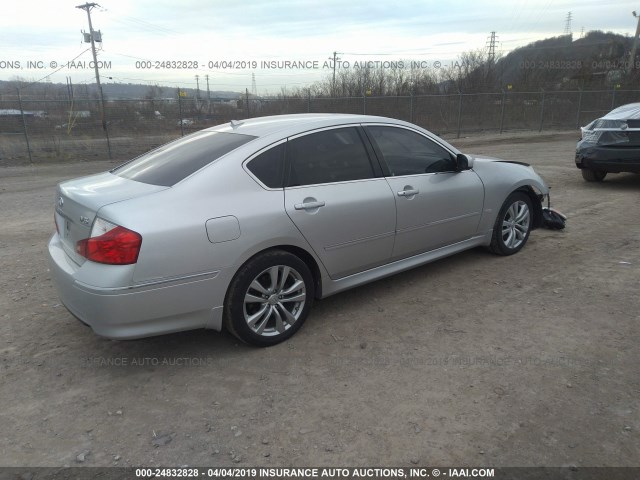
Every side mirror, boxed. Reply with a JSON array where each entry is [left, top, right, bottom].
[[456, 153, 474, 171]]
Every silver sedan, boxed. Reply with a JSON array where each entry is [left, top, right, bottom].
[[48, 114, 549, 346]]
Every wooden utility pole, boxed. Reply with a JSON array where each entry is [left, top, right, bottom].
[[76, 2, 111, 158]]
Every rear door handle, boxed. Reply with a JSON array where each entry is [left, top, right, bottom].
[[397, 189, 419, 197], [294, 200, 326, 210]]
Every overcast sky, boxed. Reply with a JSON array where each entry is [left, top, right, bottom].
[[1, 0, 637, 94]]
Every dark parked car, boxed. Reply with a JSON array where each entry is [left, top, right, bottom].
[[576, 103, 640, 181]]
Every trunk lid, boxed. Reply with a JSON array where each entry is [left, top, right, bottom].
[[54, 172, 167, 265]]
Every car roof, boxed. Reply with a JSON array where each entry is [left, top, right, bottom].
[[604, 103, 640, 120], [203, 113, 412, 138]]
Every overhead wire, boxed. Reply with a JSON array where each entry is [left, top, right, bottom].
[[0, 48, 92, 95]]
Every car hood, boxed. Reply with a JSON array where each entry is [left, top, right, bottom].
[[468, 154, 549, 195]]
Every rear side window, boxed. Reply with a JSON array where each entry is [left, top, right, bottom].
[[112, 131, 256, 186], [287, 127, 374, 187], [246, 143, 285, 188]]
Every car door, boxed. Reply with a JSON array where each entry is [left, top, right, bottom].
[[284, 126, 396, 279], [364, 125, 485, 259]]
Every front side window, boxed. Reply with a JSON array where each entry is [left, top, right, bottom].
[[286, 127, 375, 187], [365, 126, 456, 175], [113, 131, 256, 186]]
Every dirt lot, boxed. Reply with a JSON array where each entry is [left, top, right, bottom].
[[0, 131, 638, 468]]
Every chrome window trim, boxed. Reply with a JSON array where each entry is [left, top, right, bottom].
[[286, 123, 363, 141], [285, 176, 391, 190], [360, 122, 459, 163]]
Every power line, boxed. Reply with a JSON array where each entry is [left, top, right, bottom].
[[99, 6, 179, 35], [0, 48, 92, 95]]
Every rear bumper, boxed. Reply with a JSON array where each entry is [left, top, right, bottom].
[[48, 233, 225, 339], [575, 146, 640, 173]]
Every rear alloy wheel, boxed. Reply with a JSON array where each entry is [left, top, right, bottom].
[[581, 168, 607, 182], [490, 192, 533, 256], [224, 250, 314, 346]]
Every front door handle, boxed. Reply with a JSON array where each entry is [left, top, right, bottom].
[[397, 189, 419, 197], [294, 200, 326, 210]]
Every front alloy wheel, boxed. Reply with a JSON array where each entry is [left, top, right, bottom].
[[490, 192, 533, 255], [224, 250, 314, 346]]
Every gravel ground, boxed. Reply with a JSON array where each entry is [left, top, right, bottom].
[[0, 131, 638, 467]]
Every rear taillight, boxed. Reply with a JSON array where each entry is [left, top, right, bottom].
[[76, 218, 142, 265]]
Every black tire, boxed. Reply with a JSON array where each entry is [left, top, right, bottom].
[[224, 250, 314, 347], [581, 168, 607, 182], [489, 192, 533, 256]]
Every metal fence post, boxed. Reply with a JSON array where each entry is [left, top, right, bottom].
[[575, 88, 583, 129], [611, 85, 616, 109], [499, 89, 506, 134], [14, 87, 640, 163], [410, 92, 414, 123], [538, 89, 545, 132], [177, 88, 184, 137], [16, 88, 33, 163], [456, 91, 463, 138]]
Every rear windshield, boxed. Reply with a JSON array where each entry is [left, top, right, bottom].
[[112, 131, 256, 186]]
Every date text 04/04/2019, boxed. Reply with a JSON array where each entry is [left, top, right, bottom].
[[134, 60, 259, 69], [135, 468, 415, 478], [134, 60, 316, 70], [131, 60, 424, 70], [134, 468, 496, 478]]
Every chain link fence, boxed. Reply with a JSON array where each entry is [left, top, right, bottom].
[[1, 88, 638, 164]]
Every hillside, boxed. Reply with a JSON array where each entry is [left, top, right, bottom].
[[496, 31, 634, 89], [0, 80, 241, 101]]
